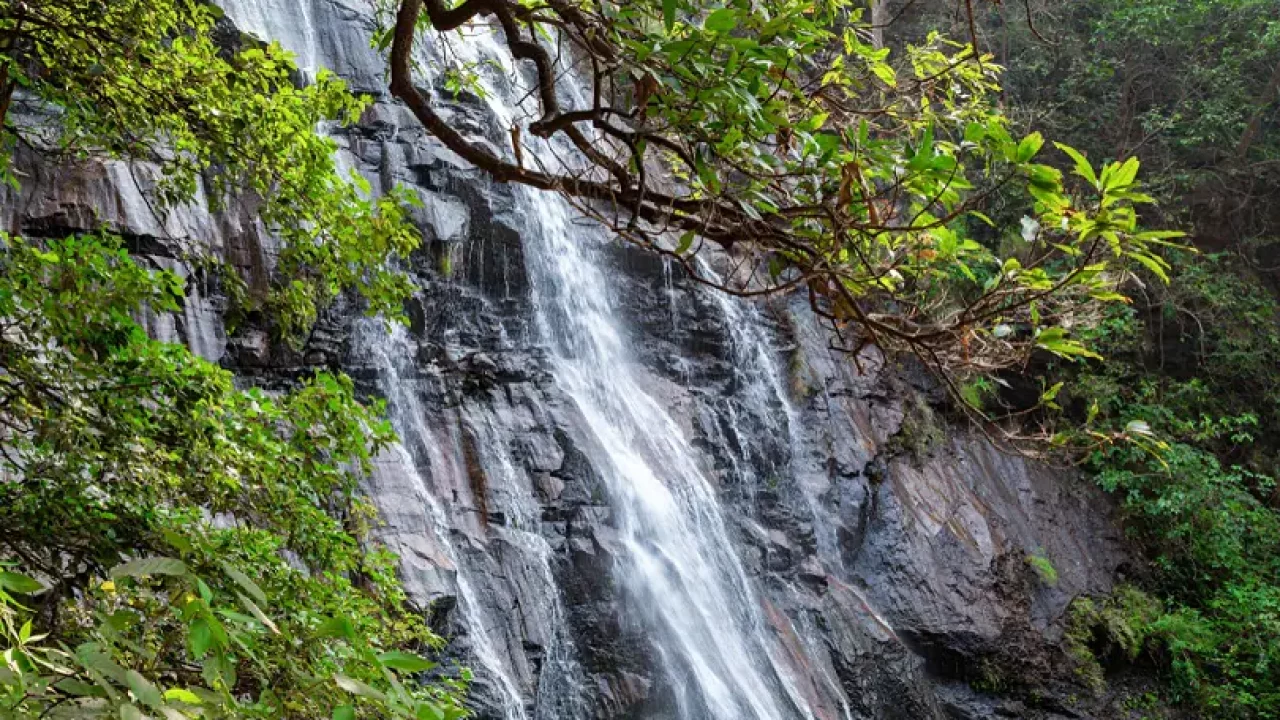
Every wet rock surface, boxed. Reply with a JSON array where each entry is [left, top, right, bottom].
[[5, 1, 1139, 717]]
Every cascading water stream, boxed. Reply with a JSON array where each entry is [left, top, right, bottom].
[[211, 1, 839, 714], [356, 324, 533, 720], [435, 28, 821, 720], [519, 197, 816, 720]]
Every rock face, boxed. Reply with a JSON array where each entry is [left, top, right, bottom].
[[5, 1, 1136, 718]]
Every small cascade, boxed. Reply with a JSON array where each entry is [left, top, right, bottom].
[[695, 266, 845, 572], [357, 324, 531, 720]]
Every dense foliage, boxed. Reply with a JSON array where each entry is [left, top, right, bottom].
[[385, 0, 1175, 398], [888, 0, 1280, 714], [0, 235, 467, 718], [0, 0, 464, 717], [1, 0, 422, 338], [3, 0, 1274, 716], [1063, 260, 1280, 716]]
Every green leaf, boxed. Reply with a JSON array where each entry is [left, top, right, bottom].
[[314, 615, 356, 641], [163, 688, 203, 705], [76, 643, 129, 685], [969, 211, 995, 227], [675, 231, 695, 255], [160, 530, 193, 555], [352, 172, 372, 196], [1053, 142, 1099, 188], [378, 651, 437, 673], [120, 703, 145, 720], [1106, 156, 1140, 190], [799, 112, 829, 133], [109, 557, 188, 580], [416, 702, 446, 720], [1016, 132, 1044, 162], [333, 705, 356, 720], [189, 619, 214, 658], [1040, 381, 1064, 403], [662, 0, 676, 32], [125, 670, 165, 710], [0, 571, 44, 594], [1129, 251, 1171, 283], [222, 563, 267, 608], [375, 27, 395, 51], [236, 592, 280, 634], [1035, 329, 1103, 361], [704, 8, 737, 33], [55, 679, 107, 697], [335, 674, 387, 702], [870, 62, 897, 87]]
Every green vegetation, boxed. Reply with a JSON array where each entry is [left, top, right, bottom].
[[875, 0, 1278, 713], [1025, 550, 1058, 587], [1, 0, 422, 339], [942, 0, 1280, 714], [3, 0, 1277, 716], [1065, 270, 1280, 715], [386, 0, 1177, 393], [0, 0, 461, 717], [0, 235, 467, 718], [1064, 585, 1165, 694]]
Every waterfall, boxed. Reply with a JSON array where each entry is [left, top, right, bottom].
[[435, 28, 821, 720], [211, 1, 842, 715], [518, 192, 818, 720]]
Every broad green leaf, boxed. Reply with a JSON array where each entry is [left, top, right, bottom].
[[1129, 251, 1170, 283], [55, 679, 106, 697], [109, 557, 188, 580], [333, 705, 356, 720], [163, 688, 203, 705], [675, 231, 695, 255], [76, 643, 129, 684], [1016, 132, 1044, 162], [314, 615, 356, 641], [378, 651, 437, 673], [662, 0, 676, 32], [704, 8, 737, 33], [1106, 156, 1140, 190], [0, 571, 44, 594], [221, 563, 267, 607], [189, 618, 214, 658], [416, 702, 446, 720], [1053, 142, 1099, 188], [870, 62, 897, 87], [335, 674, 387, 701], [125, 670, 165, 710]]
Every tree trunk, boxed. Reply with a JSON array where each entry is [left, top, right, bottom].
[[869, 0, 888, 49], [1237, 55, 1280, 160]]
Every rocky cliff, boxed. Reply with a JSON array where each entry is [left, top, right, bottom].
[[0, 1, 1138, 717]]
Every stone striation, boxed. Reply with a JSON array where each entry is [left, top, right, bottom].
[[4, 1, 1137, 717]]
